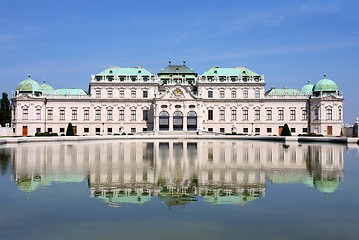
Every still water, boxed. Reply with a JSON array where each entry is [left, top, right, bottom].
[[0, 140, 358, 240]]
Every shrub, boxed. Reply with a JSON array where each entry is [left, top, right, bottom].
[[280, 124, 292, 136], [231, 132, 237, 135], [121, 133, 126, 135], [114, 133, 120, 135], [128, 133, 134, 135], [298, 133, 323, 137], [66, 123, 75, 136], [35, 132, 58, 137]]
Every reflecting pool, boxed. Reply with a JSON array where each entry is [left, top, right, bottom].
[[0, 140, 358, 240]]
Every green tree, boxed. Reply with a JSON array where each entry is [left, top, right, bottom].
[[66, 123, 75, 136], [0, 92, 11, 127], [281, 124, 292, 136]]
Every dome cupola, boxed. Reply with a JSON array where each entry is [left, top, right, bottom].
[[300, 80, 314, 95], [16, 74, 42, 95]]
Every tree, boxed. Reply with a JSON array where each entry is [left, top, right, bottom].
[[0, 92, 11, 127], [281, 124, 292, 136], [66, 123, 75, 136]]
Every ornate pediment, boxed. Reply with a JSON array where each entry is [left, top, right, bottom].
[[15, 94, 34, 100], [157, 86, 197, 100]]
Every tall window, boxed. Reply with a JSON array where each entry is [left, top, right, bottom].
[[131, 110, 136, 120], [339, 108, 342, 120], [243, 109, 248, 120], [220, 110, 225, 120], [290, 110, 296, 120], [84, 109, 89, 120], [314, 109, 319, 120], [208, 110, 213, 120], [47, 109, 53, 120], [60, 109, 65, 120], [208, 90, 213, 98], [120, 90, 124, 98], [243, 90, 248, 98], [302, 109, 307, 120], [143, 90, 148, 98], [327, 109, 332, 120], [254, 110, 260, 120], [231, 90, 237, 98], [72, 109, 77, 120], [143, 109, 148, 120], [220, 90, 225, 98], [266, 110, 272, 120], [231, 110, 237, 120], [255, 90, 260, 98], [131, 90, 136, 98], [278, 110, 284, 120], [23, 109, 28, 120], [107, 90, 113, 98], [96, 90, 101, 98], [119, 110, 124, 120], [107, 109, 113, 120], [95, 109, 101, 120], [36, 109, 41, 120]]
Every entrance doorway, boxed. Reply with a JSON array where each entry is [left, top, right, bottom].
[[22, 126, 28, 136], [279, 126, 283, 135], [159, 111, 169, 131], [73, 126, 77, 135], [187, 111, 197, 131], [173, 111, 183, 131], [327, 126, 333, 135]]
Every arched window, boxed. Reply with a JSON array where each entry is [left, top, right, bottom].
[[173, 111, 183, 131], [159, 111, 169, 131], [187, 111, 197, 131]]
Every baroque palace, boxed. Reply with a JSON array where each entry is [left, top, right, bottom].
[[11, 61, 343, 136]]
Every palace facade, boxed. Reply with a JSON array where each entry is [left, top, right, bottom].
[[11, 61, 343, 136]]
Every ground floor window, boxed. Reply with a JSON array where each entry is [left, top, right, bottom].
[[131, 128, 136, 133], [108, 128, 112, 134], [143, 128, 147, 132], [96, 128, 101, 135], [255, 128, 260, 133], [302, 128, 307, 133], [60, 128, 65, 133], [47, 128, 52, 133], [36, 127, 41, 133], [208, 128, 213, 132], [267, 128, 272, 133], [220, 128, 225, 133], [84, 128, 89, 133], [291, 128, 296, 133], [243, 128, 248, 133]]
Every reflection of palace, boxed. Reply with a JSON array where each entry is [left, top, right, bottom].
[[11, 141, 344, 207]]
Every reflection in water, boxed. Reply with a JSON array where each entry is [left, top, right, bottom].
[[9, 141, 344, 207]]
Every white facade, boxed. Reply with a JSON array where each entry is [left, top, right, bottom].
[[11, 63, 344, 136]]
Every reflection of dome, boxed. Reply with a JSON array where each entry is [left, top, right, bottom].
[[314, 179, 339, 193], [313, 75, 339, 93], [300, 80, 314, 95], [16, 178, 41, 193], [16, 74, 42, 93], [302, 176, 314, 188]]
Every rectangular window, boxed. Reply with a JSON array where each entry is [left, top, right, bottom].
[[108, 128, 112, 133], [255, 90, 260, 98], [208, 110, 213, 120], [290, 110, 296, 120], [143, 90, 148, 98], [220, 110, 225, 120], [314, 109, 319, 120], [60, 128, 65, 133], [131, 128, 136, 133], [231, 110, 237, 120], [208, 128, 213, 132], [96, 128, 101, 135], [291, 128, 296, 133], [243, 90, 248, 98], [131, 90, 136, 98], [47, 109, 53, 120], [208, 90, 213, 98], [327, 109, 332, 120], [120, 90, 124, 98], [220, 128, 225, 133], [96, 90, 101, 98], [278, 110, 284, 121], [107, 90, 113, 98], [84, 128, 89, 133], [36, 127, 41, 133], [255, 128, 260, 133], [339, 108, 342, 120], [119, 110, 124, 120], [231, 90, 236, 98], [23, 109, 28, 120], [302, 109, 307, 120], [47, 128, 52, 133], [36, 109, 41, 120], [95, 109, 101, 120], [84, 109, 89, 120], [107, 109, 113, 120], [243, 128, 248, 133], [254, 110, 260, 120], [220, 90, 225, 98], [131, 110, 136, 120], [267, 128, 272, 133], [72, 109, 77, 120], [266, 110, 272, 120], [60, 109, 65, 120], [143, 128, 148, 132], [302, 128, 308, 133], [143, 109, 148, 120], [243, 109, 248, 120]]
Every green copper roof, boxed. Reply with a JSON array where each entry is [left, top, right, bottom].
[[314, 179, 339, 193], [40, 81, 55, 92], [300, 80, 314, 95], [313, 75, 339, 92], [203, 66, 260, 76], [267, 88, 301, 96], [96, 66, 152, 76], [16, 75, 42, 92], [158, 64, 197, 75], [54, 89, 87, 96]]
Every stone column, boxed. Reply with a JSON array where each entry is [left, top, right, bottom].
[[169, 115, 173, 132], [183, 116, 187, 132]]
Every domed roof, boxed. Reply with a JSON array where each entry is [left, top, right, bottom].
[[40, 80, 55, 92], [16, 74, 42, 92], [300, 80, 314, 95], [314, 179, 339, 193], [313, 74, 339, 92]]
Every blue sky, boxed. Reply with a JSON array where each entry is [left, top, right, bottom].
[[0, 0, 358, 121]]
